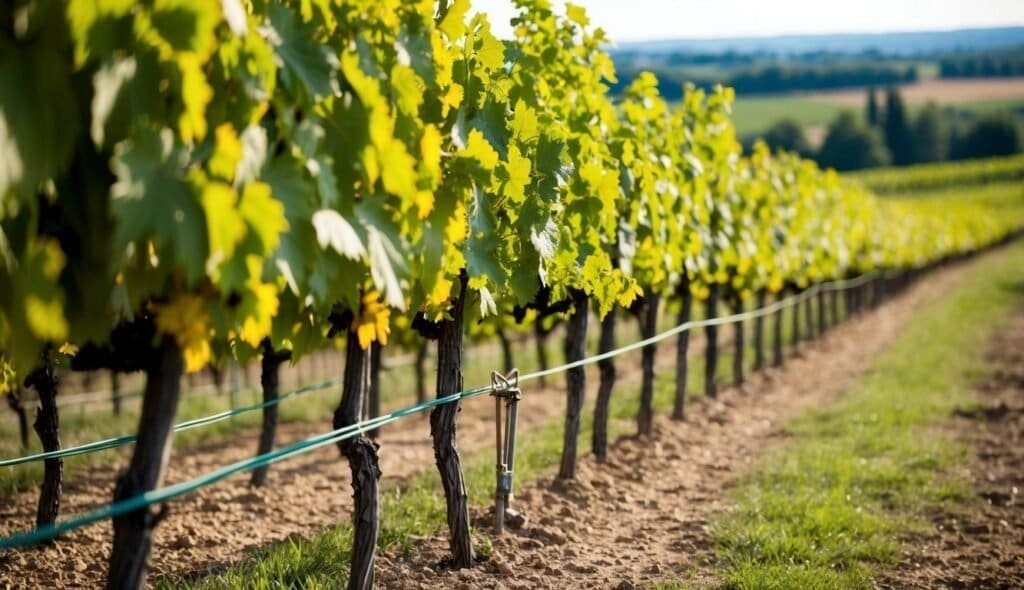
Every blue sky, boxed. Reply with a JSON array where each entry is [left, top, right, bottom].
[[470, 0, 1024, 42]]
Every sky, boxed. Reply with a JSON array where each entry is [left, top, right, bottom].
[[470, 0, 1024, 43]]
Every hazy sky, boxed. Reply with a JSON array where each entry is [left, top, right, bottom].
[[471, 0, 1024, 42]]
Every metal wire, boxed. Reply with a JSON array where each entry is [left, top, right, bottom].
[[0, 273, 880, 548]]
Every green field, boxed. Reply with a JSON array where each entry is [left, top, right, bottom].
[[728, 95, 1024, 136], [730, 96, 843, 134]]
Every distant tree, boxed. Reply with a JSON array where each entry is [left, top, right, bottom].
[[866, 86, 881, 127], [883, 86, 914, 165], [952, 112, 1022, 160], [911, 102, 949, 163], [817, 111, 891, 171], [761, 118, 811, 155]]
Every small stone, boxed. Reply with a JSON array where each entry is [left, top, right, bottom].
[[505, 508, 527, 529]]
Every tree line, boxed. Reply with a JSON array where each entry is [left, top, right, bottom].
[[756, 86, 1023, 172], [611, 64, 917, 101]]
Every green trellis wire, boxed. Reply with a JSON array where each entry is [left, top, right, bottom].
[[0, 272, 885, 549]]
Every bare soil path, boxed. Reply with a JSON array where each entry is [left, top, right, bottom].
[[876, 308, 1024, 590], [372, 257, 982, 589]]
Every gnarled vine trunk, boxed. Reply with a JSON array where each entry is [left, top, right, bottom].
[[637, 294, 660, 436], [805, 288, 816, 340], [335, 330, 382, 590], [704, 284, 719, 399], [672, 280, 692, 421], [497, 328, 514, 374], [107, 337, 183, 590], [817, 289, 827, 335], [592, 311, 617, 461], [111, 371, 122, 416], [367, 341, 382, 440], [791, 288, 802, 345], [772, 291, 785, 367], [7, 388, 30, 450], [559, 289, 590, 478], [752, 290, 766, 372], [731, 296, 745, 387], [414, 342, 427, 405], [251, 342, 289, 487], [27, 364, 61, 528], [830, 289, 840, 328], [430, 272, 473, 568], [533, 321, 550, 389]]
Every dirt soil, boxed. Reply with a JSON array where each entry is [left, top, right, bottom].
[[876, 308, 1024, 590], [0, 359, 576, 588], [0, 302, 713, 588], [0, 252, 991, 589], [371, 258, 983, 590]]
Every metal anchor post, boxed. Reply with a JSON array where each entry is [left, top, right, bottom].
[[491, 369, 521, 534]]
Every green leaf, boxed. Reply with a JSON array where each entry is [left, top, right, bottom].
[[262, 3, 339, 98], [459, 129, 499, 170], [150, 0, 221, 56], [66, 0, 135, 64], [262, 156, 317, 294], [565, 3, 590, 27], [239, 181, 287, 254], [502, 144, 531, 204], [439, 0, 469, 40], [4, 237, 68, 372], [0, 37, 78, 198], [357, 200, 410, 310], [510, 100, 539, 143], [200, 182, 246, 264], [110, 126, 208, 285], [90, 56, 137, 148], [177, 52, 213, 142], [465, 186, 506, 288], [471, 20, 505, 70]]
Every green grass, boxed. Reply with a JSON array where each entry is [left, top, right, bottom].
[[695, 241, 1024, 590], [730, 96, 843, 135], [729, 95, 1024, 137]]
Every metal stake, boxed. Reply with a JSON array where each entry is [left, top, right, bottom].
[[491, 369, 521, 534]]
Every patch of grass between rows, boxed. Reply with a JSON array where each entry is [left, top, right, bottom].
[[693, 242, 1024, 590]]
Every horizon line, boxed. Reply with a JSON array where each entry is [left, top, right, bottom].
[[608, 22, 1024, 46]]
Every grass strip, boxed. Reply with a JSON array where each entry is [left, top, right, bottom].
[[698, 241, 1024, 590]]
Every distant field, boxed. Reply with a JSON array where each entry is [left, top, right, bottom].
[[730, 97, 843, 134], [730, 77, 1024, 136], [803, 77, 1024, 107]]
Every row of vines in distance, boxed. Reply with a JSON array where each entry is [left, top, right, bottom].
[[1, 0, 1022, 588]]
